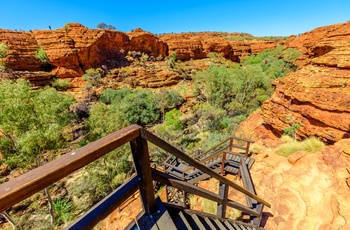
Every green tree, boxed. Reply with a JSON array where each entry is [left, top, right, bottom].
[[121, 89, 161, 126], [100, 87, 132, 105], [97, 22, 116, 30], [85, 102, 127, 142], [0, 80, 75, 169]]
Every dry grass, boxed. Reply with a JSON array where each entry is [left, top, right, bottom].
[[202, 198, 217, 214], [276, 136, 325, 157]]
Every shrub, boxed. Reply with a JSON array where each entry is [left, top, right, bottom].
[[168, 51, 177, 68], [53, 198, 73, 225], [165, 109, 183, 130], [35, 46, 49, 63], [82, 68, 104, 87], [0, 43, 9, 58], [0, 79, 75, 169], [100, 87, 132, 105], [85, 102, 125, 141], [283, 123, 301, 138], [121, 89, 161, 126], [158, 90, 184, 116], [52, 79, 71, 91]]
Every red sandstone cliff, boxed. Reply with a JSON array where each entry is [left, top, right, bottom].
[[0, 23, 168, 79], [237, 20, 350, 144], [159, 32, 278, 62]]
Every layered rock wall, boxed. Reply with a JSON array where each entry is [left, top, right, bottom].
[[239, 21, 350, 143], [159, 32, 277, 62], [0, 23, 168, 79]]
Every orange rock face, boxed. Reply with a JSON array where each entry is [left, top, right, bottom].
[[0, 24, 168, 79], [250, 139, 350, 229], [238, 21, 350, 144], [160, 32, 278, 61], [0, 30, 41, 70]]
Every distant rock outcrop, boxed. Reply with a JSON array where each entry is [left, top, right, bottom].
[[0, 23, 168, 80], [159, 32, 279, 62]]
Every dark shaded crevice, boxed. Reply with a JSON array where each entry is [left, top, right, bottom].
[[290, 97, 350, 114], [310, 45, 334, 57]]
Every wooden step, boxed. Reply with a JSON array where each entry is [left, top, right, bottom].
[[191, 214, 206, 230], [204, 217, 217, 230], [214, 218, 227, 230], [224, 220, 235, 230], [172, 211, 193, 230]]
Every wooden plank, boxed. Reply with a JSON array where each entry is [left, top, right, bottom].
[[217, 182, 228, 218], [224, 220, 235, 230], [240, 158, 256, 209], [67, 175, 139, 229], [233, 222, 246, 230], [231, 136, 255, 143], [240, 157, 257, 195], [178, 211, 193, 230], [185, 147, 226, 173], [248, 158, 255, 169], [251, 203, 264, 227], [191, 214, 206, 230], [230, 143, 248, 151], [130, 135, 156, 214], [214, 219, 227, 230], [169, 205, 259, 229], [0, 125, 141, 213], [194, 137, 231, 160], [221, 151, 226, 175], [204, 217, 217, 230]]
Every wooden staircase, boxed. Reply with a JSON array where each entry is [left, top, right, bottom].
[[163, 136, 265, 227], [126, 198, 263, 230], [0, 125, 270, 229]]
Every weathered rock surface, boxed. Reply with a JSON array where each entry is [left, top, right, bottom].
[[237, 21, 350, 143], [0, 30, 41, 70], [261, 65, 350, 143], [235, 20, 350, 229], [160, 32, 279, 61], [0, 23, 168, 80], [250, 139, 350, 229]]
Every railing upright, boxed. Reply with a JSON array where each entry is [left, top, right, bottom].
[[130, 135, 156, 214]]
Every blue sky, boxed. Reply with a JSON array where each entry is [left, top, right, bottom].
[[2, 0, 350, 36]]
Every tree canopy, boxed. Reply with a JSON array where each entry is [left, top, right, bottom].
[[97, 22, 116, 30]]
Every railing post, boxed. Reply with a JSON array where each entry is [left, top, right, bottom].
[[220, 151, 226, 176], [221, 138, 232, 175], [245, 142, 250, 157], [217, 181, 229, 218], [181, 172, 188, 208], [182, 190, 187, 208], [130, 135, 156, 215]]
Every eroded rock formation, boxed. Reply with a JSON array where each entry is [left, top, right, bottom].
[[0, 23, 168, 80], [249, 139, 350, 229], [159, 32, 278, 62], [236, 20, 350, 143]]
